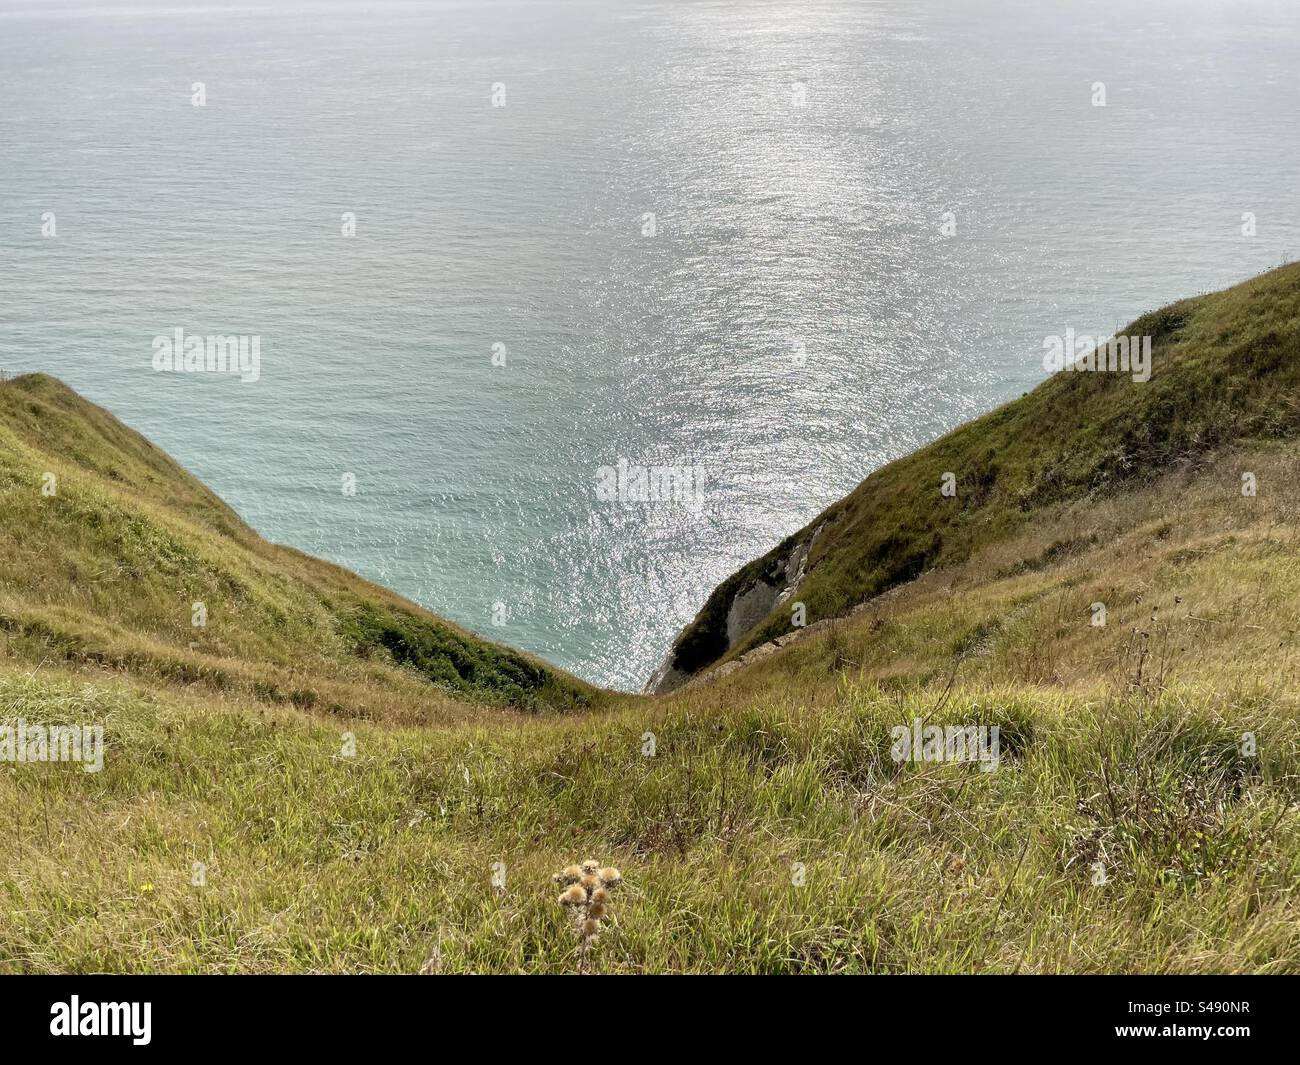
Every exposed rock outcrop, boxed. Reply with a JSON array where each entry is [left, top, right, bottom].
[[646, 521, 827, 693]]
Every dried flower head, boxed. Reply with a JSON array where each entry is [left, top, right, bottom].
[[555, 864, 583, 884], [555, 858, 623, 969]]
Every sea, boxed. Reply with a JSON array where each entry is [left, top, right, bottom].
[[2, 0, 1298, 689]]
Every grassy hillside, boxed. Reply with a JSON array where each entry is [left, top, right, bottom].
[[660, 262, 1300, 682], [0, 374, 598, 721], [2, 265, 1300, 973]]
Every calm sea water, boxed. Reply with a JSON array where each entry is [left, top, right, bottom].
[[2, 0, 1298, 690]]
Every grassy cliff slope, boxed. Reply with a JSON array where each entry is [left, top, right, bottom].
[[0, 374, 598, 721], [658, 262, 1300, 685]]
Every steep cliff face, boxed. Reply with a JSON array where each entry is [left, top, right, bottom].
[[647, 522, 826, 692], [652, 261, 1300, 690]]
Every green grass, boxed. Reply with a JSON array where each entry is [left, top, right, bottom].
[[2, 264, 1300, 972], [3, 670, 1295, 973], [340, 602, 590, 712]]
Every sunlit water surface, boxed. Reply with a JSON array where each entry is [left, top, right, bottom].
[[2, 0, 1298, 688]]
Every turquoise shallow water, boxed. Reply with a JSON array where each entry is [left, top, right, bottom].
[[2, 0, 1298, 689]]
